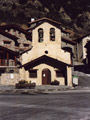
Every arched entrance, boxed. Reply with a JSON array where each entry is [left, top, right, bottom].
[[42, 69, 51, 85]]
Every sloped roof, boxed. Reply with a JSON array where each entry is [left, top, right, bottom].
[[62, 36, 77, 45], [19, 55, 72, 70], [0, 29, 19, 46], [0, 29, 18, 40], [28, 17, 61, 26], [0, 45, 19, 55], [0, 24, 31, 36], [27, 17, 73, 34], [74, 33, 90, 43], [19, 46, 33, 55]]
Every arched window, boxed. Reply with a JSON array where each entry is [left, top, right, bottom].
[[50, 28, 55, 41], [38, 28, 43, 42]]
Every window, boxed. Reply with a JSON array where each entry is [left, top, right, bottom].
[[45, 51, 48, 54], [38, 28, 43, 42], [23, 44, 29, 47], [9, 60, 15, 66], [4, 41, 11, 44], [56, 70, 64, 77], [50, 28, 55, 41], [23, 44, 29, 49], [3, 41, 11, 47], [10, 70, 14, 73], [29, 70, 37, 78]]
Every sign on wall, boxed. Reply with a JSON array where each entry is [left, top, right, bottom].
[[11, 74, 14, 79]]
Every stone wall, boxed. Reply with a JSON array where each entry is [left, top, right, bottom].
[[0, 73, 20, 85]]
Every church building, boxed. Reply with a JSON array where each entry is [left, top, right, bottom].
[[19, 18, 73, 86]]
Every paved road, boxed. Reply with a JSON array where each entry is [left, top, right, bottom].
[[0, 93, 90, 120]]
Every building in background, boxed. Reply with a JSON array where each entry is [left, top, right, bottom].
[[0, 18, 80, 86], [0, 24, 32, 52], [85, 41, 90, 68], [74, 34, 90, 64], [0, 25, 32, 85]]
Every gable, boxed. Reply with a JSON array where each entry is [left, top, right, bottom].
[[34, 22, 60, 32], [28, 17, 61, 27], [27, 18, 73, 35], [20, 55, 71, 70], [27, 19, 74, 46], [28, 20, 61, 32]]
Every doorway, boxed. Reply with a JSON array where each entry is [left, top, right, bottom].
[[42, 69, 51, 85]]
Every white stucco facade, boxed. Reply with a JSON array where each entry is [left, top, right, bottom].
[[19, 22, 72, 86]]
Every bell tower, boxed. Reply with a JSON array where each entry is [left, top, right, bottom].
[[32, 22, 61, 48]]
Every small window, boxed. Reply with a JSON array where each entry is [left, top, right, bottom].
[[50, 28, 55, 41], [23, 44, 29, 47], [45, 51, 48, 54], [56, 70, 64, 77], [38, 28, 43, 42], [10, 70, 14, 73], [4, 41, 11, 45], [29, 70, 37, 78]]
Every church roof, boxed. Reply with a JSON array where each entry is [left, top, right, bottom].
[[27, 17, 73, 34], [19, 55, 72, 70], [28, 17, 61, 26]]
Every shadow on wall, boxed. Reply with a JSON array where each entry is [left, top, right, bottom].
[[74, 65, 90, 74], [25, 55, 67, 71], [24, 55, 68, 86], [78, 76, 90, 87]]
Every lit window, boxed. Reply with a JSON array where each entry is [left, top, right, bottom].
[[29, 70, 37, 78], [50, 28, 55, 41], [38, 28, 43, 42]]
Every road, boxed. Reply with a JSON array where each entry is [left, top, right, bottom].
[[0, 93, 90, 120]]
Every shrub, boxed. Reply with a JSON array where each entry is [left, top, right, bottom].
[[19, 80, 28, 84], [15, 80, 36, 89], [51, 80, 60, 85]]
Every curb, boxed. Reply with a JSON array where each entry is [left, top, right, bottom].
[[0, 88, 90, 95], [0, 89, 49, 95]]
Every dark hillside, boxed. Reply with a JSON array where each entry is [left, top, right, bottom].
[[0, 0, 90, 36]]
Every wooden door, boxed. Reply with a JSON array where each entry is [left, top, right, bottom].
[[42, 69, 51, 85]]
